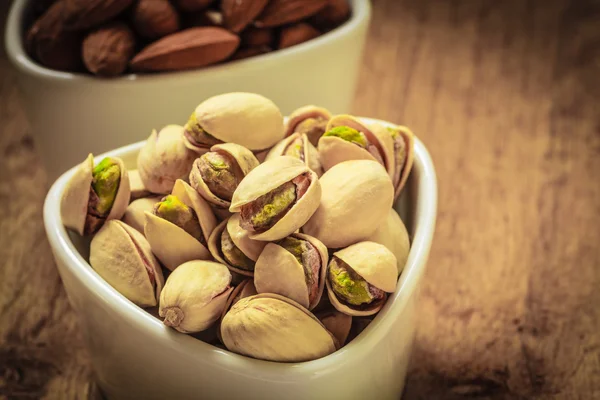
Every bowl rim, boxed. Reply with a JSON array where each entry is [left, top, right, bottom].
[[4, 0, 371, 84], [43, 116, 437, 373]]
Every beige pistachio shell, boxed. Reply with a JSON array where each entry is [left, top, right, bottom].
[[216, 278, 257, 344], [365, 208, 410, 274], [318, 115, 393, 176], [316, 310, 352, 346], [394, 125, 415, 197], [90, 220, 164, 307], [159, 260, 233, 333], [326, 241, 398, 317], [191, 143, 259, 208], [368, 122, 396, 182], [144, 180, 216, 270], [230, 156, 321, 241], [254, 233, 327, 310], [137, 125, 199, 194], [303, 160, 393, 249], [190, 92, 284, 150], [285, 105, 332, 145], [220, 293, 338, 362], [61, 154, 130, 236], [122, 195, 162, 234], [265, 133, 323, 176], [128, 169, 151, 201]]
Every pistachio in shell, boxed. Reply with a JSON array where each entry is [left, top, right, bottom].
[[365, 208, 410, 274], [61, 154, 130, 236], [137, 125, 199, 194], [90, 220, 164, 307], [317, 115, 393, 176], [128, 169, 151, 201], [230, 156, 321, 241], [220, 293, 338, 362], [122, 195, 162, 234], [144, 179, 217, 270], [265, 132, 323, 177], [303, 159, 393, 249], [326, 241, 398, 317], [208, 214, 267, 277], [216, 278, 257, 344], [183, 92, 284, 152], [254, 233, 328, 310], [316, 309, 352, 346], [284, 105, 332, 146], [159, 260, 233, 333], [189, 143, 260, 208]]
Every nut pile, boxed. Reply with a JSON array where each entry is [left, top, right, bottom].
[[26, 0, 351, 77], [61, 92, 415, 362]]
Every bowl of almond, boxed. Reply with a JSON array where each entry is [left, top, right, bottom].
[[4, 0, 371, 181]]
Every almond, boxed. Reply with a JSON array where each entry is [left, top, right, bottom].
[[83, 22, 136, 77], [130, 27, 240, 72], [240, 27, 274, 48], [131, 0, 180, 39], [172, 0, 214, 12], [255, 0, 329, 28], [221, 0, 269, 33], [278, 23, 320, 49], [230, 46, 272, 61], [182, 10, 223, 28], [63, 0, 135, 30], [309, 0, 351, 31]]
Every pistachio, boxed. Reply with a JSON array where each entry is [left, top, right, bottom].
[[230, 156, 321, 241], [61, 154, 130, 236], [128, 169, 151, 201], [90, 220, 164, 307], [122, 195, 162, 234], [265, 133, 323, 176], [159, 260, 233, 333], [153, 195, 203, 242], [285, 105, 331, 146], [328, 258, 384, 306], [216, 278, 257, 344], [365, 208, 411, 274]]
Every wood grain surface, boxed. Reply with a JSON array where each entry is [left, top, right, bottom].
[[1, 0, 599, 399]]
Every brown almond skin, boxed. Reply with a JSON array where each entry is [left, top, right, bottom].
[[230, 46, 272, 61], [63, 0, 136, 30], [130, 27, 240, 72], [240, 27, 274, 47], [131, 0, 180, 39], [278, 23, 320, 49], [26, 1, 83, 71], [309, 0, 351, 31], [83, 22, 136, 77], [221, 0, 269, 33], [172, 0, 214, 12], [182, 10, 223, 28], [255, 0, 329, 28]]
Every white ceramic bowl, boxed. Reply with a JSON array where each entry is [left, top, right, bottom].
[[5, 0, 371, 182], [43, 118, 437, 400]]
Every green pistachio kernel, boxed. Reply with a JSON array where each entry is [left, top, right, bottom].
[[250, 183, 296, 229], [324, 126, 367, 147], [91, 157, 121, 216], [221, 228, 254, 271], [184, 113, 220, 146], [153, 195, 204, 242], [284, 138, 304, 160], [328, 258, 374, 306]]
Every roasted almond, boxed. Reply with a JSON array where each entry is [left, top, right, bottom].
[[63, 0, 135, 30], [230, 45, 272, 61], [172, 0, 214, 12], [131, 0, 180, 39], [278, 23, 320, 49], [130, 27, 240, 72], [309, 0, 351, 31], [83, 22, 136, 77], [240, 27, 274, 47], [255, 0, 329, 28], [221, 0, 269, 33], [182, 9, 223, 28]]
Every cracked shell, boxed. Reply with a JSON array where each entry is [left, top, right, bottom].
[[220, 293, 338, 362], [216, 278, 257, 344], [144, 179, 217, 270], [303, 159, 393, 249], [137, 124, 200, 194], [365, 208, 411, 274], [284, 105, 331, 146], [230, 156, 321, 241], [122, 195, 162, 234], [265, 132, 323, 177], [254, 233, 328, 310], [159, 260, 233, 333], [61, 154, 130, 236], [90, 220, 164, 307], [326, 241, 398, 316]]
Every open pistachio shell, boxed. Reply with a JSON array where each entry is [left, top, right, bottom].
[[265, 133, 323, 177], [183, 92, 284, 151], [216, 278, 257, 344], [122, 195, 162, 234], [90, 220, 164, 307], [159, 260, 233, 333], [190, 142, 259, 208], [365, 208, 410, 274], [316, 309, 352, 346], [254, 233, 328, 310], [61, 154, 130, 236], [137, 125, 199, 194], [318, 115, 393, 177], [144, 180, 216, 270], [128, 169, 151, 201], [208, 215, 267, 277], [284, 105, 332, 146], [326, 241, 398, 317], [230, 156, 321, 241], [303, 160, 393, 249], [221, 293, 339, 362]]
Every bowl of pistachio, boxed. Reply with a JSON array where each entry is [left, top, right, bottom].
[[43, 92, 437, 400]]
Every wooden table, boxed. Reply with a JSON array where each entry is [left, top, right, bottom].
[[1, 0, 599, 399]]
